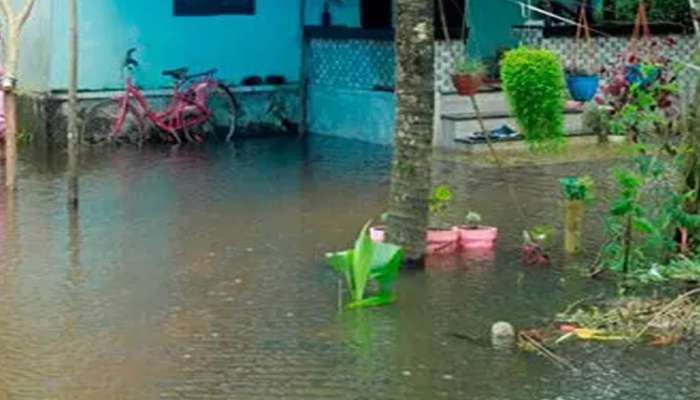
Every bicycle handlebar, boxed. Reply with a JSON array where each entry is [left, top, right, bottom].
[[123, 48, 139, 71]]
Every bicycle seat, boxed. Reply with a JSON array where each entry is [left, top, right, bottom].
[[162, 67, 189, 80]]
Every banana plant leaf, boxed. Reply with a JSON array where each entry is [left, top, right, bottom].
[[348, 293, 397, 309], [351, 222, 375, 303], [325, 221, 405, 308], [369, 242, 404, 295], [326, 250, 353, 294]]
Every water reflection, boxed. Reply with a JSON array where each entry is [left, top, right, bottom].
[[0, 137, 694, 399]]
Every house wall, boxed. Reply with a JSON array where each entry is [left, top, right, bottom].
[[49, 0, 304, 91], [17, 0, 53, 92]]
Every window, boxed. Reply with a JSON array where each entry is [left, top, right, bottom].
[[174, 0, 255, 16], [360, 0, 467, 39], [361, 0, 392, 29]]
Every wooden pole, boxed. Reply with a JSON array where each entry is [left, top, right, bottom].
[[67, 0, 79, 209], [298, 0, 308, 137], [0, 0, 38, 191]]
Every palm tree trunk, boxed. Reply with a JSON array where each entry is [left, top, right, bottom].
[[386, 0, 435, 262]]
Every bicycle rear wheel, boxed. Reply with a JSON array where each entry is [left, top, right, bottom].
[[82, 99, 146, 144], [202, 84, 238, 141]]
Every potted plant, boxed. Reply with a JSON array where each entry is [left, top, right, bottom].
[[559, 176, 594, 254], [565, 64, 600, 103], [370, 187, 460, 254], [369, 213, 389, 243], [426, 185, 459, 254], [454, 211, 498, 250], [521, 225, 556, 265], [452, 58, 486, 97], [326, 221, 404, 309]]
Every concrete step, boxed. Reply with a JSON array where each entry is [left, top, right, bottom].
[[435, 110, 588, 150], [453, 112, 586, 140], [440, 90, 510, 116]]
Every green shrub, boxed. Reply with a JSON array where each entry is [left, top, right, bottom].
[[500, 47, 566, 151]]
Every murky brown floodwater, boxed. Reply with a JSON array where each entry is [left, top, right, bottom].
[[0, 136, 698, 400]]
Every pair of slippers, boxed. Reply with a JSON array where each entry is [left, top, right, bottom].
[[242, 75, 287, 86], [469, 124, 519, 142]]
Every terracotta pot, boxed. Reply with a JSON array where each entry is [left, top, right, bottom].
[[455, 226, 498, 250], [426, 228, 459, 255], [452, 73, 483, 96]]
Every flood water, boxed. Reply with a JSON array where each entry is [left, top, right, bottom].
[[0, 136, 698, 399]]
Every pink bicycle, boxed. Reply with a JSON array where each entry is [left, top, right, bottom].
[[82, 49, 238, 144]]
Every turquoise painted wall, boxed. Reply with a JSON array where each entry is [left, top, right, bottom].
[[50, 0, 303, 90], [17, 0, 52, 92], [468, 1, 524, 60]]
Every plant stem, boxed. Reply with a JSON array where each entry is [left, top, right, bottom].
[[623, 214, 633, 274]]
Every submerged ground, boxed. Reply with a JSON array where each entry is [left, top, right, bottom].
[[0, 136, 697, 399]]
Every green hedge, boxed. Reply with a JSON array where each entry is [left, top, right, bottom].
[[500, 47, 566, 151]]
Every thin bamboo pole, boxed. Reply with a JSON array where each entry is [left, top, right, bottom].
[[298, 0, 308, 137], [67, 0, 79, 209]]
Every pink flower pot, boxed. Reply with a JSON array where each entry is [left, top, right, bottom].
[[455, 226, 498, 250], [369, 226, 460, 255], [426, 228, 459, 255], [369, 226, 386, 243]]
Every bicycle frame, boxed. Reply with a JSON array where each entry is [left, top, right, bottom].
[[112, 74, 219, 141]]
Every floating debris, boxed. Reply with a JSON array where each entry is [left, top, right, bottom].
[[523, 289, 700, 350]]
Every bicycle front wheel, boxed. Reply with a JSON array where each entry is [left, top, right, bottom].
[[203, 84, 238, 141], [82, 99, 147, 145]]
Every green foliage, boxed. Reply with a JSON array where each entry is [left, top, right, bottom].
[[604, 62, 680, 140], [464, 211, 482, 228], [526, 224, 557, 250], [612, 0, 691, 25], [326, 222, 405, 309], [601, 156, 700, 276], [559, 176, 595, 202], [429, 185, 453, 217], [17, 131, 32, 146], [500, 47, 566, 151], [635, 256, 700, 284], [455, 58, 486, 75]]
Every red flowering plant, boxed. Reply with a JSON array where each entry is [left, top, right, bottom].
[[595, 37, 681, 143]]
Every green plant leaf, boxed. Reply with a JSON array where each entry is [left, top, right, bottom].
[[369, 242, 404, 294], [632, 217, 656, 235], [351, 221, 375, 302], [347, 293, 397, 309], [326, 250, 354, 293]]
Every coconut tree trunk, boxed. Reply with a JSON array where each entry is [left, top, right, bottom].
[[386, 0, 435, 262], [67, 0, 80, 209], [0, 0, 38, 191]]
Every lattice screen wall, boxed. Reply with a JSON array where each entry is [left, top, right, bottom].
[[516, 28, 699, 103], [308, 38, 464, 93]]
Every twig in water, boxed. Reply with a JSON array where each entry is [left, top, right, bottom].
[[520, 332, 577, 371]]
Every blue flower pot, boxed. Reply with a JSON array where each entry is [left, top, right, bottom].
[[566, 75, 600, 102], [625, 64, 659, 87]]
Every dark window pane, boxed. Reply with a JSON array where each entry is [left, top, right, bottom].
[[361, 0, 392, 29], [175, 0, 255, 16]]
